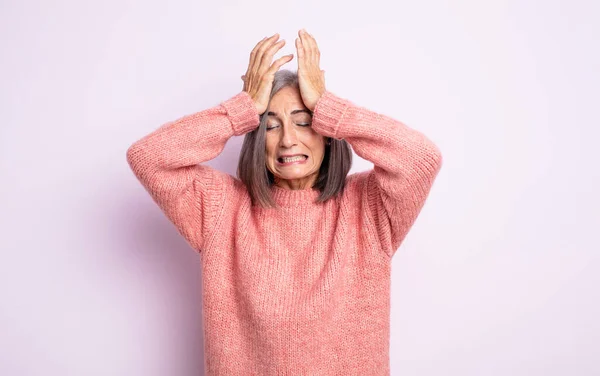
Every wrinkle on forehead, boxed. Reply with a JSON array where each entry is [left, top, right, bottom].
[[267, 108, 312, 118], [268, 87, 310, 119]]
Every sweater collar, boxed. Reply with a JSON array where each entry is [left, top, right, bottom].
[[269, 184, 322, 207]]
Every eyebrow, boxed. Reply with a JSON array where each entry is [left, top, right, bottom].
[[267, 109, 312, 117]]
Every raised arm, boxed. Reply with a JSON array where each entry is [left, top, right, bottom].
[[311, 90, 443, 259], [126, 33, 297, 252], [126, 91, 259, 252]]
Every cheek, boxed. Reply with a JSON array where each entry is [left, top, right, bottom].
[[265, 139, 276, 157], [303, 130, 324, 146], [314, 138, 327, 152]]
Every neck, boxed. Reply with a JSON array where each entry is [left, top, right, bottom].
[[269, 184, 321, 207], [274, 175, 318, 190]]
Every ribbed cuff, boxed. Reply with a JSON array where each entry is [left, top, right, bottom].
[[312, 90, 350, 139], [220, 91, 260, 136]]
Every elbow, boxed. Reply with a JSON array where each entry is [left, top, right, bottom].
[[126, 142, 144, 172], [126, 144, 136, 165], [422, 142, 443, 178]]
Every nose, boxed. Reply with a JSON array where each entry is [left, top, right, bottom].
[[279, 122, 299, 148]]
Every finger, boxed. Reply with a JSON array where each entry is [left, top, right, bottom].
[[267, 54, 294, 75], [247, 34, 277, 78], [298, 29, 315, 59], [302, 30, 320, 64], [258, 39, 286, 74], [248, 36, 268, 74], [295, 37, 305, 70], [298, 29, 310, 56], [255, 33, 280, 72], [306, 31, 321, 63]]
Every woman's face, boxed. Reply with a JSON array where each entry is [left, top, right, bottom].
[[265, 86, 327, 190]]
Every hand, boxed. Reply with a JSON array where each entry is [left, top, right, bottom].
[[241, 33, 294, 115], [295, 29, 326, 112]]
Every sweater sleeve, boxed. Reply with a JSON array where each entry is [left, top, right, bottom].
[[311, 90, 443, 259], [126, 91, 260, 252]]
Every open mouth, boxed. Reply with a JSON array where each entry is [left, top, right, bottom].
[[277, 155, 308, 163]]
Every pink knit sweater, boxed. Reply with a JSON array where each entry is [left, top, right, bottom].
[[126, 89, 442, 375]]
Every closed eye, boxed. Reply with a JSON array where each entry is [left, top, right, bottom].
[[266, 123, 311, 131]]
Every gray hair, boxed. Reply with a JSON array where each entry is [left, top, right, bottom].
[[236, 69, 353, 208]]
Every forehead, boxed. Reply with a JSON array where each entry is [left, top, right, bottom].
[[268, 86, 307, 114]]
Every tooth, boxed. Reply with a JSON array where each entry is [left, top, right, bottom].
[[282, 156, 305, 162]]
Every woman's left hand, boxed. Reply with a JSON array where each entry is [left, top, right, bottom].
[[296, 29, 326, 111]]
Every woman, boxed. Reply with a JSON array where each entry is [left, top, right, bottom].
[[127, 29, 443, 375]]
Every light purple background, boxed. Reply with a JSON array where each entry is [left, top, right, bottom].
[[1, 0, 599, 375]]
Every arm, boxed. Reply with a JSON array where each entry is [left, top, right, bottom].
[[126, 91, 259, 252], [311, 90, 443, 259]]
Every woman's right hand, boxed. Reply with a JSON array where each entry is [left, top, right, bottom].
[[241, 33, 293, 115]]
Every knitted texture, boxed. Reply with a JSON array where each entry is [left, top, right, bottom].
[[126, 90, 443, 375]]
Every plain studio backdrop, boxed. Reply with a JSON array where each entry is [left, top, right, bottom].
[[1, 0, 598, 375]]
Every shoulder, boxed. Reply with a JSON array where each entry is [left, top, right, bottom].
[[344, 170, 373, 191], [190, 165, 247, 204], [337, 170, 373, 203]]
